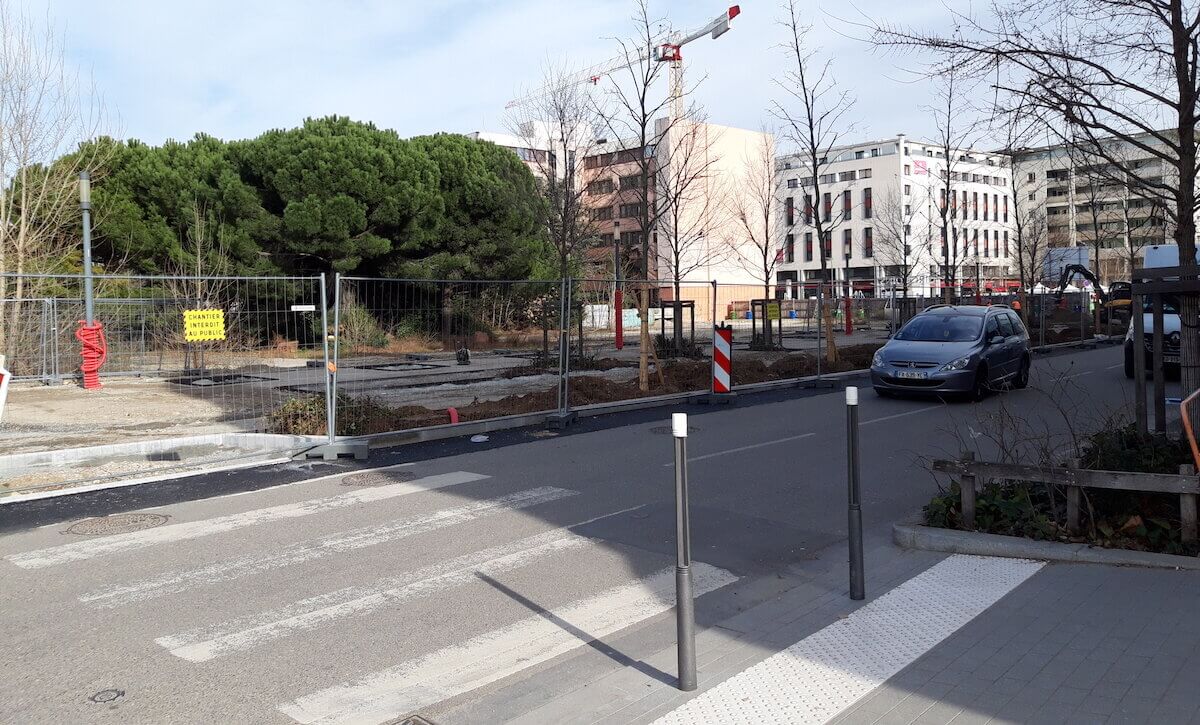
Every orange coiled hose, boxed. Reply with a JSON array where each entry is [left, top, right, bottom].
[[75, 320, 107, 389]]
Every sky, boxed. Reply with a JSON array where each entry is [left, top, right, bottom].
[[20, 0, 964, 150]]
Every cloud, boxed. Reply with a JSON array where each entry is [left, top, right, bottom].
[[20, 0, 973, 147]]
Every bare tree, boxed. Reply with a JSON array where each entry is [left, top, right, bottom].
[[774, 0, 857, 364], [598, 0, 704, 390], [0, 4, 108, 354], [728, 130, 782, 300], [865, 0, 1200, 403], [657, 112, 725, 352], [506, 63, 602, 280], [872, 188, 925, 297]]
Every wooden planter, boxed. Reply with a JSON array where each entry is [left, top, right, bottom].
[[933, 453, 1199, 543]]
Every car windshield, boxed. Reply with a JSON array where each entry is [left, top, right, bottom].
[[895, 314, 983, 342]]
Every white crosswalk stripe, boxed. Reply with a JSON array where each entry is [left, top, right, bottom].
[[5, 471, 489, 569], [80, 486, 575, 608], [277, 562, 739, 725], [159, 526, 598, 662]]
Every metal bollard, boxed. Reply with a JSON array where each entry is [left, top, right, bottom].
[[846, 387, 865, 600], [672, 412, 697, 691]]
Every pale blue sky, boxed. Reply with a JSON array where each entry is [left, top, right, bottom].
[[23, 0, 964, 148]]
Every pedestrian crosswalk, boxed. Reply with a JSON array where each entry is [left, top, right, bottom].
[[0, 468, 739, 725]]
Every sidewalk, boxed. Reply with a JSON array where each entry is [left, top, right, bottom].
[[436, 535, 1200, 725]]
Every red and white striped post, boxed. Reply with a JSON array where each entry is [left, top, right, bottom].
[[708, 324, 735, 403], [0, 354, 10, 425]]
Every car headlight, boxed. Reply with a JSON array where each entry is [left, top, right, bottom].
[[871, 351, 884, 368], [940, 355, 972, 372]]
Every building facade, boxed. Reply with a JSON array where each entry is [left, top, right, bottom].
[[1013, 134, 1173, 285], [774, 135, 1016, 298]]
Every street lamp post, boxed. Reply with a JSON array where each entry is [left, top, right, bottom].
[[80, 171, 94, 325]]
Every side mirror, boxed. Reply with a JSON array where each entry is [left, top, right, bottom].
[[988, 334, 1005, 346]]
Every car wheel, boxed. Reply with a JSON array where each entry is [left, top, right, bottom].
[[1013, 356, 1030, 389], [970, 366, 990, 402], [1124, 346, 1135, 379]]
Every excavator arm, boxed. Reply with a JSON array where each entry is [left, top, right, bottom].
[[1051, 263, 1110, 305]]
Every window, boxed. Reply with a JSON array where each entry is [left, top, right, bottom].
[[1003, 197, 1008, 223], [823, 193, 831, 222], [863, 187, 873, 219], [864, 227, 873, 258], [1027, 172, 1035, 182], [983, 193, 989, 220], [843, 228, 853, 258], [587, 179, 613, 195], [800, 176, 815, 187], [982, 229, 989, 257], [904, 147, 910, 156], [785, 197, 795, 226], [619, 174, 639, 190], [591, 206, 613, 221], [995, 314, 1015, 337], [839, 171, 857, 182], [992, 194, 999, 221], [973, 192, 979, 220], [822, 230, 832, 257], [903, 224, 911, 237], [1003, 230, 1009, 257], [904, 184, 912, 196], [904, 204, 912, 215], [843, 189, 852, 220], [860, 168, 873, 179], [855, 150, 865, 159], [620, 230, 643, 247], [973, 228, 980, 257], [804, 195, 813, 224], [941, 188, 948, 212], [904, 164, 912, 175], [896, 314, 984, 342], [787, 178, 798, 189], [618, 202, 644, 218], [1029, 192, 1036, 201], [819, 173, 836, 184], [804, 232, 813, 261], [785, 234, 795, 263], [1006, 311, 1025, 334]]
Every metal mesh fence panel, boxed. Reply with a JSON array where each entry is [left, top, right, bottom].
[[0, 273, 328, 494], [331, 277, 563, 436]]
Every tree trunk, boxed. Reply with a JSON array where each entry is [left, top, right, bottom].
[[823, 282, 838, 363]]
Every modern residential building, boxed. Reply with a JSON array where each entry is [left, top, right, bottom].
[[1012, 133, 1173, 284], [774, 134, 1016, 298]]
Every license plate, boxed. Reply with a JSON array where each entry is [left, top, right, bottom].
[[897, 371, 928, 380]]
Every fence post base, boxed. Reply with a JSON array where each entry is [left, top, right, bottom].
[[297, 441, 369, 461], [796, 378, 836, 390], [545, 410, 577, 430]]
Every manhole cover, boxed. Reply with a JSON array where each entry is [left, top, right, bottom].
[[340, 470, 417, 487], [88, 689, 125, 704], [67, 513, 169, 536], [649, 425, 700, 435]]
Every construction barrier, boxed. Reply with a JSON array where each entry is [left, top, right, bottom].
[[712, 324, 732, 394]]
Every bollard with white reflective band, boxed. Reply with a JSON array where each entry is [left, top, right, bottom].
[[672, 412, 697, 691], [846, 386, 865, 600]]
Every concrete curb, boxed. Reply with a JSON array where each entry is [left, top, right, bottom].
[[894, 519, 1200, 571], [352, 367, 870, 450]]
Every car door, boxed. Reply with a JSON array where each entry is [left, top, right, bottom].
[[982, 314, 1008, 383], [1005, 311, 1029, 362], [994, 312, 1017, 379]]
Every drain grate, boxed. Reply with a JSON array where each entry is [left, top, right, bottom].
[[88, 689, 125, 704], [67, 513, 169, 536], [340, 470, 418, 487], [650, 425, 700, 435]]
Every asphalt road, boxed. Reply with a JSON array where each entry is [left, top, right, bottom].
[[0, 344, 1136, 724]]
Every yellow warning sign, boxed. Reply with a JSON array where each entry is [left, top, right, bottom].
[[183, 309, 226, 342], [767, 303, 781, 320]]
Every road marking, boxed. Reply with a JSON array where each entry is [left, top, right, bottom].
[[1106, 362, 1125, 370], [5, 471, 489, 570], [277, 563, 739, 725], [653, 555, 1043, 725], [157, 504, 645, 663], [662, 433, 817, 467], [860, 404, 944, 426], [81, 487, 576, 608]]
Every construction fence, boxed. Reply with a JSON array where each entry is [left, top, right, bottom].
[[1, 271, 1108, 494]]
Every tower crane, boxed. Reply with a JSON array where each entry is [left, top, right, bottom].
[[504, 5, 740, 113]]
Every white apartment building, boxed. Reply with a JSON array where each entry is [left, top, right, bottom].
[[774, 134, 1016, 298], [1013, 133, 1173, 285]]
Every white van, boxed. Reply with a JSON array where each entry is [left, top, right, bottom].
[[1123, 244, 1196, 377]]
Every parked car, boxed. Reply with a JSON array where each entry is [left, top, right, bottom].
[[871, 304, 1032, 400], [1124, 244, 1193, 378]]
